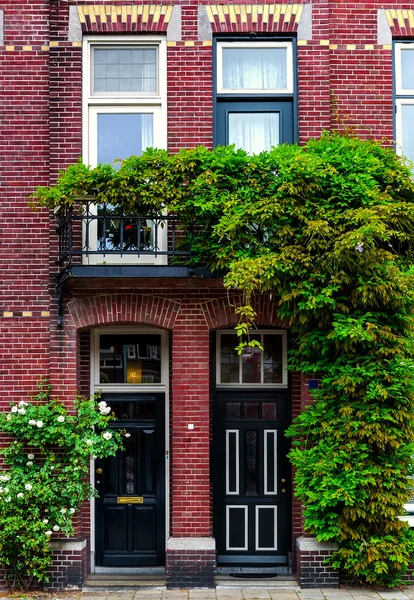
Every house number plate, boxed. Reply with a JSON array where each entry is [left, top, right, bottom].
[[117, 497, 144, 504]]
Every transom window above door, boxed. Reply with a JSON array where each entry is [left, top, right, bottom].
[[215, 40, 295, 153], [92, 328, 168, 391], [216, 331, 288, 387]]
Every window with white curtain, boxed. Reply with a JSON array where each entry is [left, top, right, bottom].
[[395, 43, 414, 169], [215, 40, 295, 154]]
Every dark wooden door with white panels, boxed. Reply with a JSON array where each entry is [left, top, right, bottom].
[[213, 331, 291, 567]]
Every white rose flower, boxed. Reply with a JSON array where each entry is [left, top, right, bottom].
[[36, 421, 43, 428], [98, 401, 107, 408], [17, 492, 24, 498], [50, 466, 55, 470], [43, 519, 49, 524], [57, 415, 65, 423], [60, 508, 67, 514], [11, 406, 18, 413], [28, 420, 36, 426], [19, 401, 28, 407], [25, 483, 32, 491], [85, 439, 93, 446], [125, 433, 131, 438], [53, 525, 60, 532], [0, 475, 10, 482], [27, 453, 35, 460], [26, 461, 33, 466], [45, 530, 52, 536], [69, 508, 76, 514], [6, 414, 11, 421], [3, 488, 9, 494], [17, 408, 26, 415], [5, 497, 11, 503], [102, 431, 112, 440]]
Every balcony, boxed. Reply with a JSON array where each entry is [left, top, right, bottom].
[[56, 203, 213, 279]]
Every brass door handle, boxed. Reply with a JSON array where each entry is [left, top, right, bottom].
[[281, 478, 286, 483], [96, 468, 103, 475]]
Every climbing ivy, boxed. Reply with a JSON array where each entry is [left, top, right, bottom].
[[33, 133, 414, 586]]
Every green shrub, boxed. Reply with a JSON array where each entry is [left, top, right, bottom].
[[0, 381, 122, 591]]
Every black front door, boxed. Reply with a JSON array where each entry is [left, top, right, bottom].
[[95, 394, 165, 566], [214, 390, 291, 567]]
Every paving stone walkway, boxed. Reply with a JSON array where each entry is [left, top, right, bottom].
[[3, 588, 414, 600]]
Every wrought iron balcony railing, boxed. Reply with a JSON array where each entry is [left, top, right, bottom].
[[57, 205, 192, 268]]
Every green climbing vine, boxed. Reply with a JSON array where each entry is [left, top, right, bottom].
[[33, 132, 414, 586]]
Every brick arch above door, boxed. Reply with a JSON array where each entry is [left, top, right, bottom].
[[201, 295, 288, 330], [67, 293, 181, 331]]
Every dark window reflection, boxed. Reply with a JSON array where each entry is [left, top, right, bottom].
[[111, 400, 156, 421], [245, 430, 258, 495], [263, 335, 283, 383], [100, 334, 161, 384], [262, 402, 277, 420], [241, 335, 261, 384], [220, 334, 239, 384], [244, 402, 259, 419], [226, 402, 242, 419]]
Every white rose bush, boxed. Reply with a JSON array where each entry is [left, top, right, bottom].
[[0, 381, 122, 591]]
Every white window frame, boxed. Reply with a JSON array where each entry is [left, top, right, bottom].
[[83, 35, 167, 163], [395, 42, 414, 96], [216, 329, 288, 388], [216, 41, 293, 95], [82, 36, 167, 265], [91, 326, 169, 394]]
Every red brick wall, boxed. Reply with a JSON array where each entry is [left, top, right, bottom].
[[2, 0, 414, 583]]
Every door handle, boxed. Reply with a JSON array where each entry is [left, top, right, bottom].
[[281, 478, 286, 483], [96, 468, 103, 475]]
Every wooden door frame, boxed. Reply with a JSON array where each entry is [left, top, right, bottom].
[[89, 326, 169, 572]]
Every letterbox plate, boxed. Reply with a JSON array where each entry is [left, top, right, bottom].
[[117, 496, 144, 504]]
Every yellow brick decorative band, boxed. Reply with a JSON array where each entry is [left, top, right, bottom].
[[205, 4, 303, 31], [77, 5, 173, 27], [385, 8, 414, 32]]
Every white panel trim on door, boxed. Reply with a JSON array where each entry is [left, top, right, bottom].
[[255, 505, 278, 551], [226, 429, 239, 495], [264, 429, 277, 495], [226, 505, 248, 551]]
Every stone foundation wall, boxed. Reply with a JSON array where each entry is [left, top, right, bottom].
[[166, 537, 216, 589], [46, 538, 88, 591], [297, 537, 339, 589]]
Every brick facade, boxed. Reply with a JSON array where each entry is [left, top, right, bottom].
[[0, 0, 411, 590]]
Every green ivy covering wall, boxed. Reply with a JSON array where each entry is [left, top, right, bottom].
[[34, 133, 414, 586]]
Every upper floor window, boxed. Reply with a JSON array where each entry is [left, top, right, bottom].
[[395, 42, 414, 167], [82, 37, 167, 265], [215, 40, 295, 153], [83, 36, 167, 167]]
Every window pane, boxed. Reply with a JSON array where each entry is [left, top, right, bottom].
[[228, 112, 279, 154], [244, 402, 259, 419], [222, 47, 287, 90], [97, 113, 153, 164], [220, 334, 239, 383], [226, 402, 241, 419], [262, 402, 277, 420], [93, 47, 157, 93], [401, 49, 414, 90], [100, 334, 162, 384], [263, 335, 284, 384], [245, 430, 258, 495], [241, 336, 261, 384], [401, 104, 414, 167]]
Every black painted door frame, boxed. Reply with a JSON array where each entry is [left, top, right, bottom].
[[213, 385, 291, 566], [95, 393, 165, 567]]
